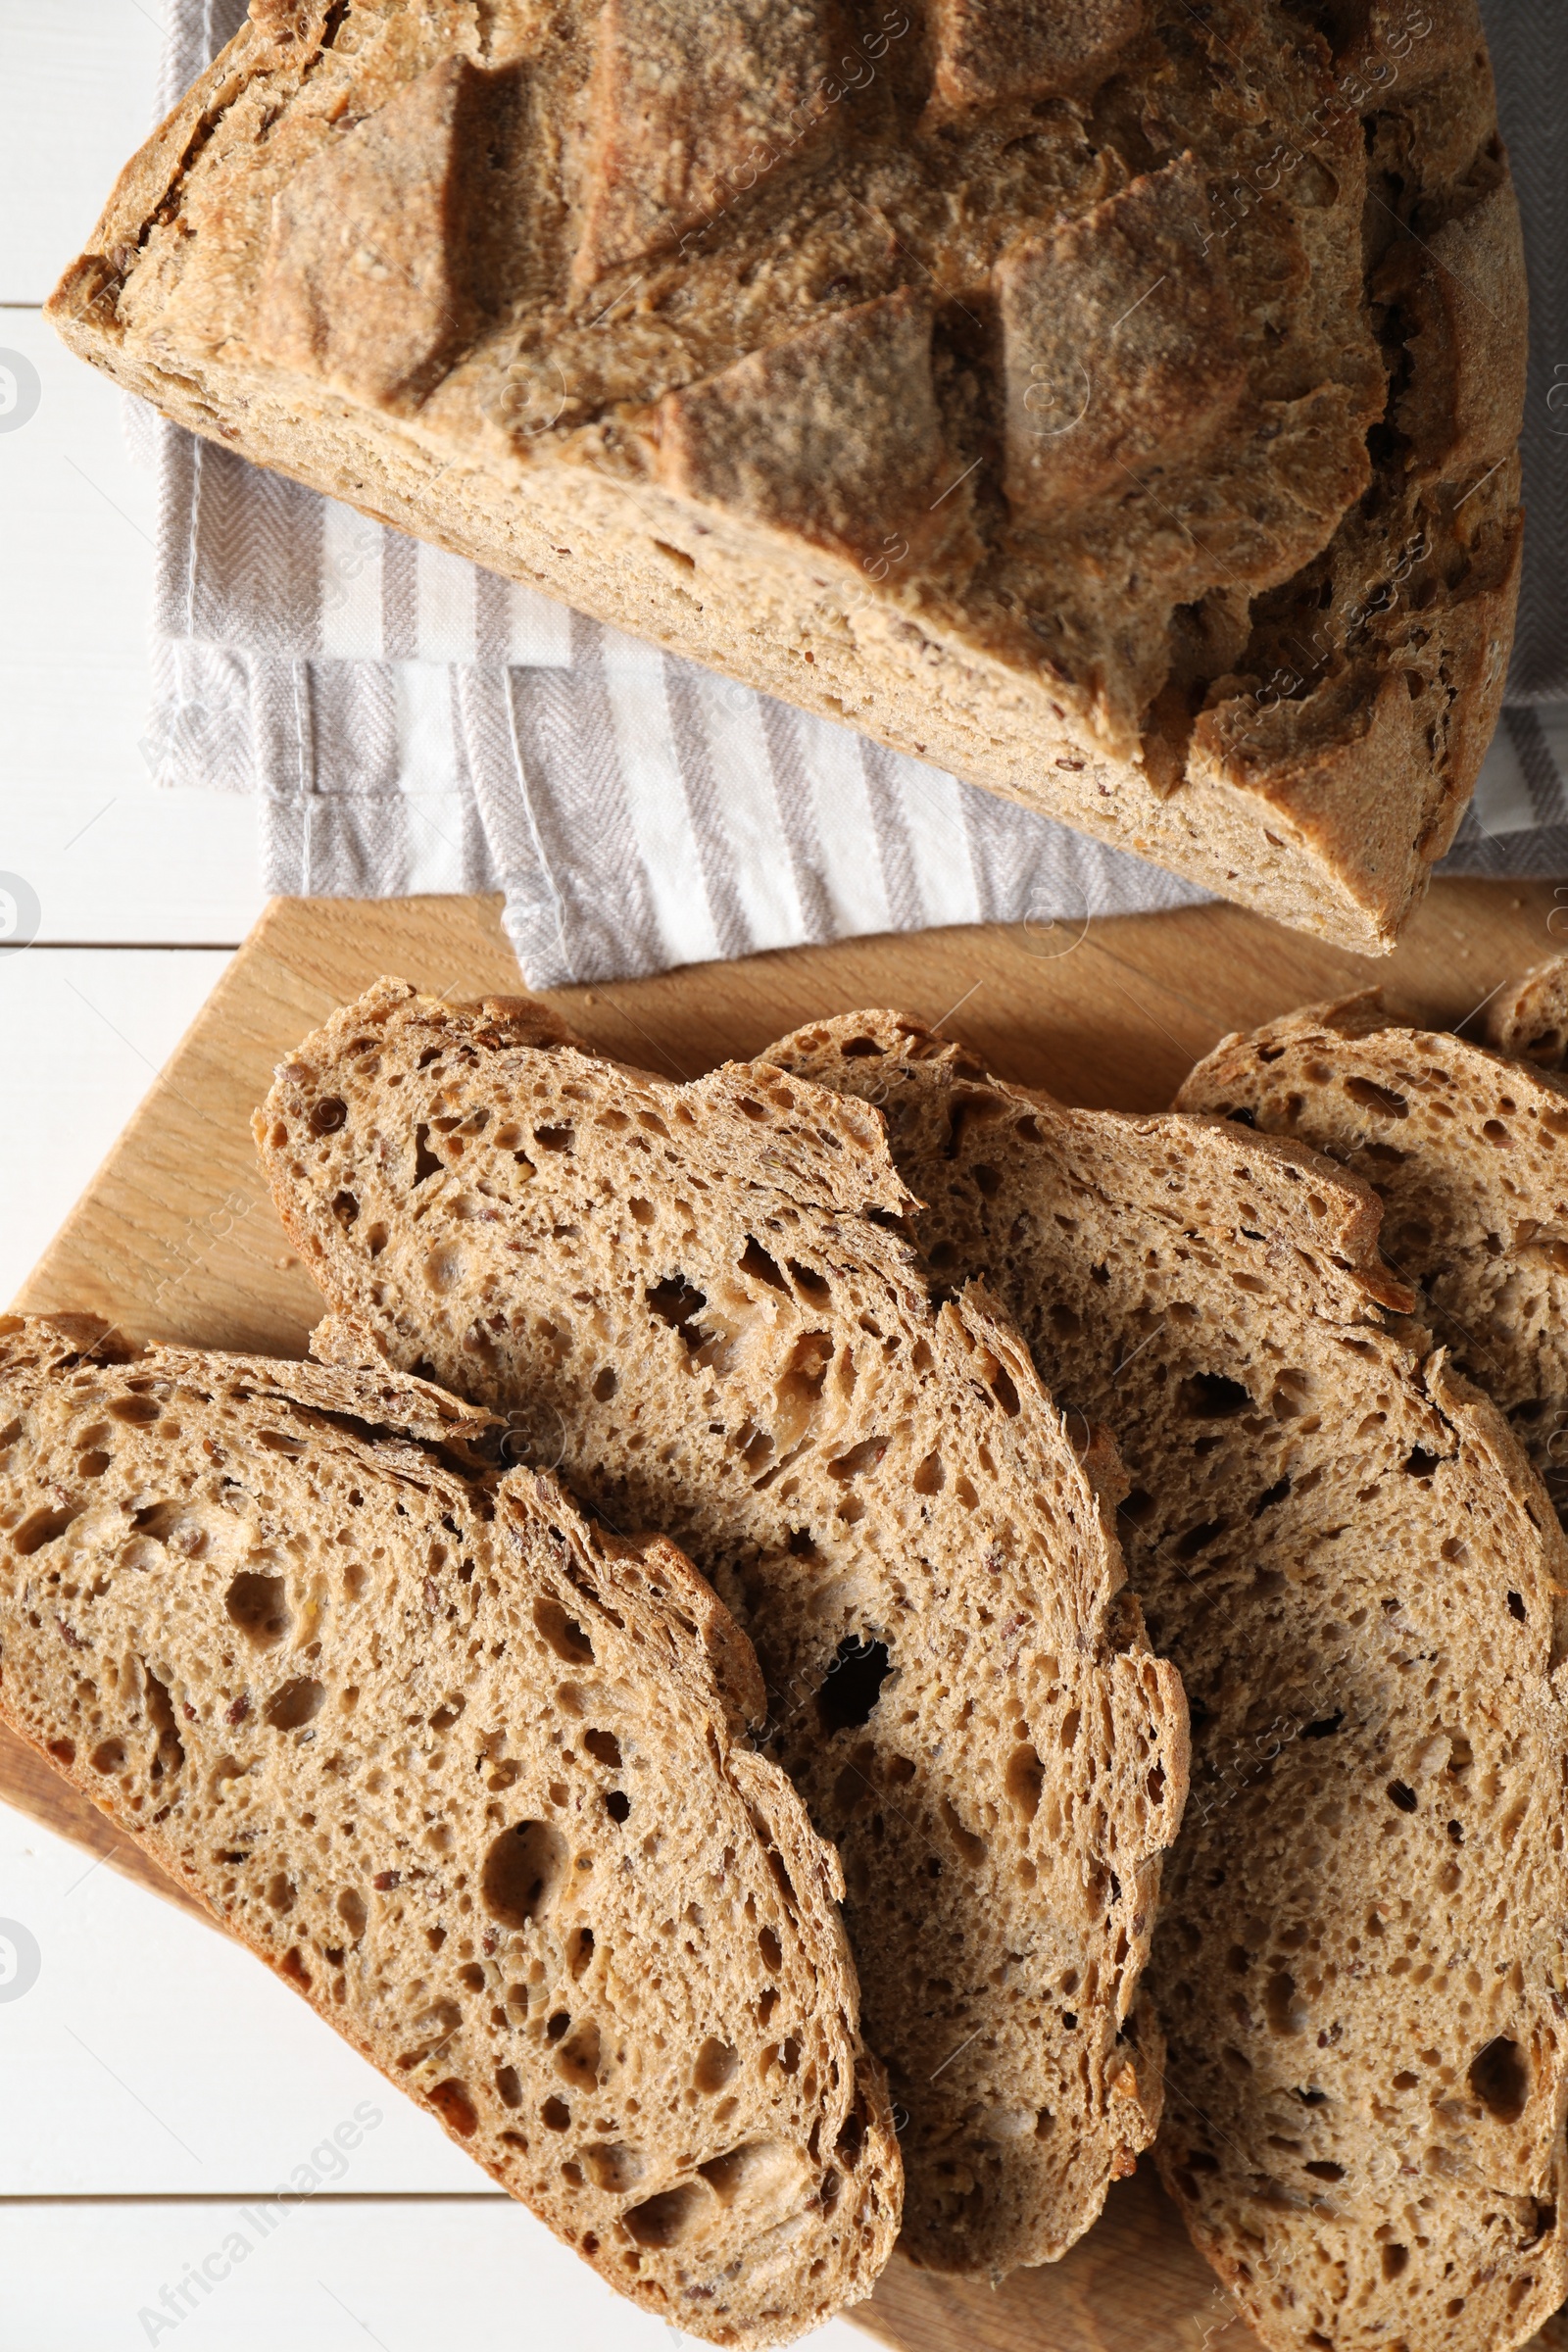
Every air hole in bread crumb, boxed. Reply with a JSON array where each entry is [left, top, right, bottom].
[[91, 1738, 126, 1774], [1382, 2243, 1408, 2278], [495, 2064, 522, 2109], [592, 1367, 617, 1402], [534, 1595, 594, 1664], [337, 1887, 367, 1939], [1265, 1974, 1303, 2034], [1344, 1077, 1407, 1119], [941, 1797, 986, 1867], [482, 1819, 567, 1930], [265, 1677, 324, 1731], [587, 2140, 644, 2188], [310, 1098, 347, 1136], [1298, 1711, 1343, 1741], [816, 1636, 892, 1733], [1178, 1373, 1250, 1420], [647, 1274, 709, 1348], [13, 1504, 83, 1555], [266, 1872, 295, 1913], [1508, 1592, 1527, 1622], [331, 1190, 359, 1228], [694, 2036, 739, 2094], [1005, 1743, 1044, 1821], [110, 1395, 161, 1425], [225, 1571, 291, 1650], [413, 1125, 441, 1183], [557, 2021, 602, 2088], [624, 2183, 704, 2247], [1387, 1782, 1417, 1813], [758, 1926, 782, 1972], [606, 1790, 630, 1823], [583, 1728, 621, 1770], [740, 1239, 789, 1292], [829, 1437, 888, 1480], [428, 2079, 477, 2136], [1469, 2036, 1529, 2124]]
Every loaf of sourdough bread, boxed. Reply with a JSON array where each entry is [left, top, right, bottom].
[[47, 0, 1524, 953], [0, 1315, 901, 2344], [763, 1009, 1568, 2352], [254, 977, 1190, 2275], [1180, 988, 1568, 1534]]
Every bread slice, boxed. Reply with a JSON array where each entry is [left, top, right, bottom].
[[762, 1009, 1568, 2352], [1486, 953, 1568, 1073], [0, 1313, 900, 2345], [46, 0, 1524, 953], [1180, 989, 1568, 1538], [254, 977, 1190, 2275]]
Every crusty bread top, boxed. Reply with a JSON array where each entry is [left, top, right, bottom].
[[764, 1008, 1568, 2352], [48, 0, 1524, 806], [255, 976, 1190, 2276], [1486, 953, 1568, 1073], [1181, 989, 1568, 1545], [0, 1313, 900, 2346]]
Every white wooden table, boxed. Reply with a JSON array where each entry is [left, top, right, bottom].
[[0, 14, 869, 2347]]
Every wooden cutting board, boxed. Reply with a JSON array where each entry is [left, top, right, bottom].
[[10, 881, 1568, 2352]]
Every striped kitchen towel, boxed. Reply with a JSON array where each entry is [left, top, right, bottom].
[[136, 0, 1568, 989]]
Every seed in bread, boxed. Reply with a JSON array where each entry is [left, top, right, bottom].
[[0, 1315, 900, 2346], [46, 0, 1525, 953], [254, 977, 1190, 2276], [763, 1008, 1568, 2352]]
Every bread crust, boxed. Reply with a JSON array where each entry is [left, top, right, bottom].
[[254, 976, 1191, 2275], [764, 1008, 1568, 2352], [1183, 988, 1568, 1548], [47, 0, 1526, 954], [1485, 954, 1568, 1074], [0, 1312, 900, 2345]]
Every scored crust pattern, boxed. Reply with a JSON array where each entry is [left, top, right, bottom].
[[49, 0, 1526, 952]]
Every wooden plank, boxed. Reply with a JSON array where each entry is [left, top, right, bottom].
[[0, 0, 163, 307], [0, 948, 234, 1305], [0, 1788, 501, 2194], [0, 312, 267, 946], [8, 881, 1568, 2350], [0, 2194, 881, 2352]]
